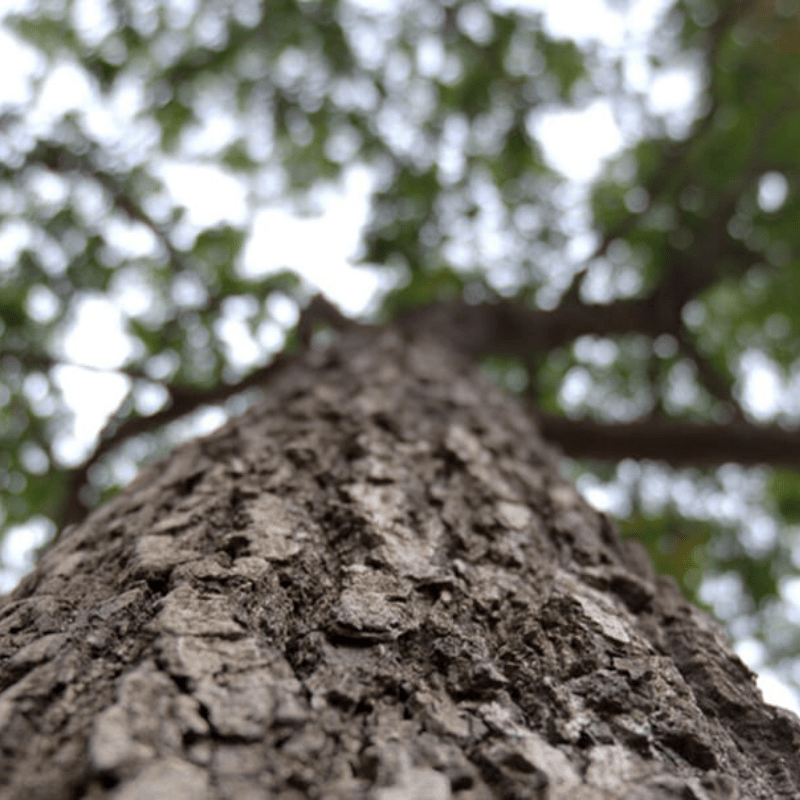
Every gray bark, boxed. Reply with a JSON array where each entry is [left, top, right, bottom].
[[1, 329, 798, 799]]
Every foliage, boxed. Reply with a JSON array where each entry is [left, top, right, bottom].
[[2, 0, 800, 699]]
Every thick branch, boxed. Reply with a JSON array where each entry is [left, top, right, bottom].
[[538, 412, 800, 470], [397, 294, 678, 360]]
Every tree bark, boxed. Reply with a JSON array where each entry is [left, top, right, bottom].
[[1, 328, 798, 799]]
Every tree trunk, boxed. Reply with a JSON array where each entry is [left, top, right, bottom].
[[1, 329, 798, 800]]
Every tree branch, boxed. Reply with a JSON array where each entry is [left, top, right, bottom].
[[537, 412, 799, 469], [397, 293, 677, 360], [676, 331, 745, 420], [26, 140, 190, 274], [56, 294, 365, 530], [3, 350, 152, 382], [56, 353, 294, 531]]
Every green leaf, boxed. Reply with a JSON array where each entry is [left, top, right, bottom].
[[769, 470, 800, 524], [154, 99, 196, 151], [220, 141, 259, 172]]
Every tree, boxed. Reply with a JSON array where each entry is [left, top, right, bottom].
[[2, 0, 800, 700], [2, 327, 799, 798]]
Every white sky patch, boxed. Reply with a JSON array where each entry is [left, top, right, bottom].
[[0, 27, 41, 107], [739, 351, 781, 421], [105, 217, 158, 258], [735, 636, 765, 669], [243, 166, 384, 315], [649, 65, 697, 114], [648, 64, 701, 137], [26, 284, 61, 323], [50, 296, 136, 465], [533, 102, 623, 182], [559, 365, 592, 409], [0, 519, 54, 593], [32, 61, 95, 124], [158, 161, 249, 229], [758, 670, 800, 715], [52, 364, 130, 465], [497, 0, 625, 45], [71, 0, 117, 47], [576, 473, 632, 517], [62, 295, 136, 369], [215, 316, 261, 369], [496, 0, 672, 47], [0, 220, 31, 269], [184, 111, 239, 157], [758, 172, 789, 213], [244, 210, 382, 315], [267, 293, 300, 328], [191, 406, 228, 436]]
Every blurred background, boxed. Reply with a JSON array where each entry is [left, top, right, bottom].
[[2, 0, 800, 710]]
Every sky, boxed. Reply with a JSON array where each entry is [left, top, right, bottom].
[[1, 0, 798, 713]]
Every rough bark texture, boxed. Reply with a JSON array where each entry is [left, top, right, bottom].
[[1, 329, 799, 800]]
